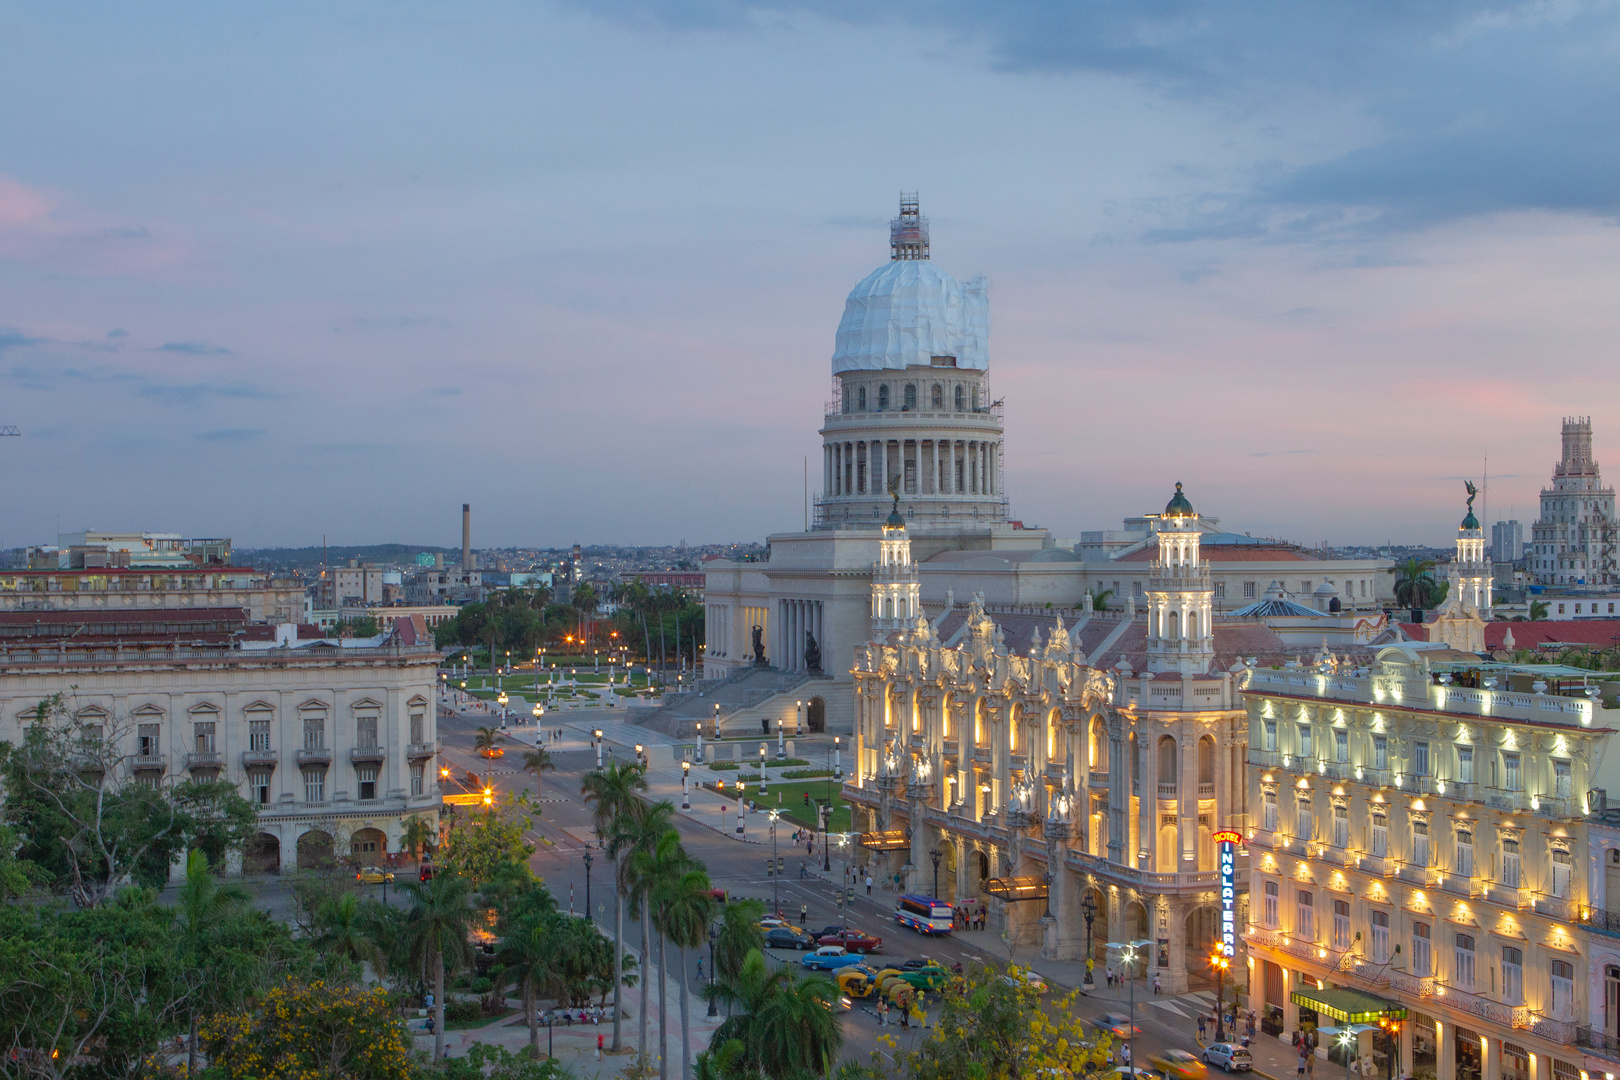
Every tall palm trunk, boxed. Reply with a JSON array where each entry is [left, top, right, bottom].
[[657, 932, 668, 1080], [639, 906, 652, 1056], [524, 977, 537, 1055], [434, 948, 447, 1061], [678, 946, 692, 1080], [612, 890, 624, 1051]]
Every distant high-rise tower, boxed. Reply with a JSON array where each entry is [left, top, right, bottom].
[[1530, 417, 1617, 588], [1491, 519, 1524, 563]]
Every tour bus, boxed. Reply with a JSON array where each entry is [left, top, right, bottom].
[[893, 894, 954, 935]]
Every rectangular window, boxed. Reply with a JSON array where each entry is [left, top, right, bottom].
[[1458, 746, 1474, 785], [303, 717, 325, 751], [1333, 804, 1349, 848], [1243, 581, 1257, 599], [1504, 753, 1521, 791], [1335, 730, 1349, 763], [1264, 721, 1278, 752], [1263, 790, 1279, 832], [1412, 922, 1432, 976], [1412, 819, 1430, 867], [1453, 933, 1475, 991], [410, 710, 425, 745], [411, 763, 425, 796], [1214, 582, 1226, 599], [1414, 741, 1430, 776], [1297, 797, 1314, 841], [1502, 837, 1521, 888], [356, 715, 379, 750], [1297, 890, 1316, 940], [303, 767, 327, 803], [1553, 848, 1572, 898], [357, 767, 378, 801], [1456, 828, 1474, 877], [1263, 881, 1279, 928], [138, 722, 160, 757], [1502, 946, 1524, 1006], [249, 770, 271, 805], [1374, 735, 1388, 771], [1551, 959, 1575, 1020], [1333, 900, 1351, 950], [1370, 911, 1389, 963], [1298, 724, 1313, 758], [1555, 760, 1572, 799], [1371, 811, 1388, 857], [194, 721, 216, 753], [249, 719, 271, 751]]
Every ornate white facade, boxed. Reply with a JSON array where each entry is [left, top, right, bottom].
[[1531, 417, 1617, 588]]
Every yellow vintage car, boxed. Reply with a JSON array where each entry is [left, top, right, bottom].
[[834, 966, 881, 998]]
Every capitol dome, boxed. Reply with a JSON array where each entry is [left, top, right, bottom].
[[831, 261, 988, 374]]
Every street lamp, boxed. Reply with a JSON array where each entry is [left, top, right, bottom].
[[759, 745, 768, 795], [834, 735, 842, 780], [497, 691, 508, 725], [594, 729, 604, 769], [736, 782, 747, 836], [1123, 942, 1139, 1070], [583, 851, 594, 918], [533, 703, 543, 726], [682, 761, 691, 809], [635, 743, 644, 765], [1081, 893, 1098, 988], [768, 810, 781, 914], [706, 924, 720, 1017], [483, 786, 493, 807], [1210, 950, 1231, 1041], [930, 847, 942, 899]]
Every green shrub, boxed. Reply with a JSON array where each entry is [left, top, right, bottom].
[[471, 976, 493, 995], [781, 768, 834, 779], [709, 761, 740, 770], [445, 1001, 482, 1023], [777, 758, 811, 767]]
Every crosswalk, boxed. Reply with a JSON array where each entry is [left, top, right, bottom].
[[1142, 989, 1218, 1020]]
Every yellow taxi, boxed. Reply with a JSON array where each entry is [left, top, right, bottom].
[[1149, 1050, 1208, 1080], [355, 868, 395, 885]]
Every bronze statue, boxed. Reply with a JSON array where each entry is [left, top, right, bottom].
[[1465, 479, 1478, 511], [751, 624, 766, 666], [804, 630, 822, 674]]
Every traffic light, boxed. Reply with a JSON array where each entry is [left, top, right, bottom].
[[803, 792, 810, 806]]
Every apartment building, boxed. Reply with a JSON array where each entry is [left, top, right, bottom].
[[0, 566, 304, 624], [1243, 642, 1614, 1080]]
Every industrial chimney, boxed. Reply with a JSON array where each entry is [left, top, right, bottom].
[[462, 504, 472, 572]]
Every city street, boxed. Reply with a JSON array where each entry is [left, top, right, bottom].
[[434, 696, 1245, 1076]]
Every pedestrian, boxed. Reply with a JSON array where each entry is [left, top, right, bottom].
[[1306, 1056, 1315, 1078], [1153, 972, 1161, 995], [877, 997, 887, 1027], [1199, 1014, 1208, 1040], [800, 903, 808, 926], [696, 955, 704, 981], [1297, 1051, 1307, 1080], [866, 874, 874, 895], [1121, 1044, 1131, 1067]]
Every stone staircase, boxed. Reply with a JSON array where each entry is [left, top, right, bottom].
[[630, 666, 831, 738]]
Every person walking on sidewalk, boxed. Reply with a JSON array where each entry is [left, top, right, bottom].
[[1199, 1014, 1207, 1040], [866, 874, 873, 895], [799, 904, 807, 926]]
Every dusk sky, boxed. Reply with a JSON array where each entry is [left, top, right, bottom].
[[4, 2, 1620, 550]]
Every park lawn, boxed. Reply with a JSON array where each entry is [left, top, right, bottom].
[[763, 780, 854, 834]]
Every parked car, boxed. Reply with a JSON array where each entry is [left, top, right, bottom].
[[758, 916, 790, 930], [1000, 969, 1048, 994], [817, 928, 882, 954], [1150, 1051, 1208, 1080], [418, 864, 436, 882], [814, 926, 846, 940], [872, 962, 957, 995], [355, 868, 395, 885], [765, 927, 815, 950], [834, 966, 882, 998], [1096, 1013, 1141, 1038], [478, 745, 505, 759], [1201, 1045, 1253, 1073], [801, 946, 866, 971]]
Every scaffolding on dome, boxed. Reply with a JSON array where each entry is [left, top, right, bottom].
[[890, 193, 929, 260]]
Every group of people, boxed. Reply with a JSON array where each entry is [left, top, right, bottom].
[[540, 1006, 609, 1026], [1197, 1009, 1257, 1047], [953, 904, 987, 931]]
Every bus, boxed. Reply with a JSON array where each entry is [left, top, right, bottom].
[[894, 894, 954, 935]]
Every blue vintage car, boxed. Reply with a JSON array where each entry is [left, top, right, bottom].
[[801, 946, 866, 971]]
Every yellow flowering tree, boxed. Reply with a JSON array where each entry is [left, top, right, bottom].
[[200, 979, 413, 1080], [882, 963, 1112, 1080]]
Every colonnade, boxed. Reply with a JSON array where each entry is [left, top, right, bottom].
[[824, 437, 999, 498], [776, 598, 824, 673]]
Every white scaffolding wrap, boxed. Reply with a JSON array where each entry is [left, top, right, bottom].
[[831, 260, 988, 373]]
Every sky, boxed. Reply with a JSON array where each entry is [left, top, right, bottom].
[[3, 2, 1620, 550]]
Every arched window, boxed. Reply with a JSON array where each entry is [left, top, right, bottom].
[[1199, 735, 1215, 787], [931, 384, 943, 409], [904, 384, 917, 410], [1158, 735, 1178, 787], [878, 385, 890, 411], [954, 385, 965, 411], [857, 387, 867, 411], [1090, 715, 1109, 771]]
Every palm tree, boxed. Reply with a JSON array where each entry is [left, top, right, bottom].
[[312, 889, 390, 979], [703, 949, 843, 1080], [582, 760, 649, 1053], [522, 746, 556, 799], [399, 870, 476, 1061], [1091, 588, 1113, 613], [656, 859, 714, 1080], [1388, 557, 1441, 610], [615, 799, 678, 1063], [500, 918, 565, 1058], [711, 897, 765, 980], [401, 814, 437, 867], [635, 828, 695, 1080], [474, 725, 500, 755], [172, 850, 250, 1074], [1530, 599, 1551, 621]]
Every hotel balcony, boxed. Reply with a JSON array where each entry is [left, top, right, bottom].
[[1576, 1026, 1620, 1066], [132, 753, 165, 771], [1088, 770, 1109, 789], [350, 745, 385, 764], [1486, 787, 1530, 812], [1247, 667, 1603, 729], [1157, 782, 1179, 799], [295, 747, 332, 765], [1357, 854, 1392, 875], [1248, 749, 1282, 769], [242, 748, 278, 768], [407, 742, 436, 761], [1531, 890, 1578, 921], [1515, 1008, 1577, 1045], [186, 750, 224, 770]]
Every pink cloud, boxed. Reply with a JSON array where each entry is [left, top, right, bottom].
[[0, 173, 183, 274]]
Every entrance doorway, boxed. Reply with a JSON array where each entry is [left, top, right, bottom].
[[807, 697, 826, 733], [244, 832, 280, 875]]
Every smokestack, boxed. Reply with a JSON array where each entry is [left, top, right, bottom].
[[462, 504, 472, 572]]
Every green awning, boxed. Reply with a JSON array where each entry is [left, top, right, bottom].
[[1290, 987, 1407, 1024]]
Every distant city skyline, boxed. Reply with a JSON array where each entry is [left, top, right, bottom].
[[3, 4, 1619, 547]]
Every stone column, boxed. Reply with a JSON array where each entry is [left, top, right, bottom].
[[1161, 895, 1190, 994], [1398, 1017, 1414, 1079], [1139, 727, 1157, 870], [1281, 967, 1299, 1038], [1180, 730, 1197, 868], [1109, 728, 1128, 864], [1481, 1037, 1500, 1080], [1435, 1020, 1454, 1080]]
